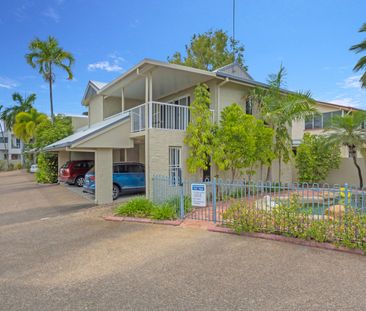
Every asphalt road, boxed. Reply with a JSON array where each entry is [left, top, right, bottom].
[[1, 170, 366, 311]]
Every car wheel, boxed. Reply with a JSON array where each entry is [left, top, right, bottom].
[[112, 184, 120, 200], [75, 176, 85, 187]]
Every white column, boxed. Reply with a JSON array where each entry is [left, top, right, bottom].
[[121, 88, 125, 112], [58, 151, 70, 171], [95, 148, 113, 205], [148, 72, 153, 102]]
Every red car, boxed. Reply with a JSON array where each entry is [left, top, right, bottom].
[[59, 160, 94, 187]]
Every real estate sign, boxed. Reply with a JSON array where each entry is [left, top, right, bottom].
[[191, 183, 206, 207]]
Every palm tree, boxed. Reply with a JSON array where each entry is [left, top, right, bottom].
[[25, 36, 74, 122], [350, 23, 366, 88], [1, 92, 36, 131], [325, 111, 366, 189], [252, 65, 317, 182], [13, 109, 48, 143], [0, 105, 10, 168]]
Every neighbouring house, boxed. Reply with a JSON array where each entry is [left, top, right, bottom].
[[0, 121, 23, 167], [44, 58, 365, 204], [292, 101, 366, 186]]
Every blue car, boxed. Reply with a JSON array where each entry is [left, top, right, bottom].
[[83, 162, 145, 200]]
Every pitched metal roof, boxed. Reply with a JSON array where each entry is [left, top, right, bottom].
[[214, 62, 254, 80], [44, 112, 129, 151], [90, 80, 107, 90]]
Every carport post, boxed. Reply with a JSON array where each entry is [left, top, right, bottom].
[[95, 148, 113, 205], [58, 151, 70, 171]]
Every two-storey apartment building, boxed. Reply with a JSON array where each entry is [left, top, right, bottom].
[[0, 121, 23, 166], [45, 59, 364, 204]]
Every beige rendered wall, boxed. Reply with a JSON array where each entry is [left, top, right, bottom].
[[103, 96, 122, 119], [124, 98, 143, 110], [75, 120, 134, 149], [292, 103, 344, 141], [70, 152, 94, 161], [71, 116, 88, 131], [89, 96, 104, 125], [291, 104, 360, 158], [94, 148, 113, 204], [146, 128, 196, 196], [157, 78, 217, 110], [218, 82, 252, 119]]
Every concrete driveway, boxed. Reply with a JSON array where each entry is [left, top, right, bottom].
[[1, 171, 366, 311]]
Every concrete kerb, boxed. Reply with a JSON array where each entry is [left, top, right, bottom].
[[207, 224, 365, 256], [103, 215, 183, 226]]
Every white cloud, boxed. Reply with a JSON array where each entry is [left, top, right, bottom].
[[108, 52, 125, 64], [14, 1, 33, 21], [87, 53, 126, 73], [339, 75, 362, 89], [328, 97, 361, 108], [87, 61, 123, 72], [42, 7, 60, 22], [0, 76, 18, 89]]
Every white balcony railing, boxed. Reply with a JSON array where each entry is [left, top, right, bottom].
[[130, 103, 146, 132], [129, 101, 194, 133]]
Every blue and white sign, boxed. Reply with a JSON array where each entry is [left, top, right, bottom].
[[191, 183, 206, 207]]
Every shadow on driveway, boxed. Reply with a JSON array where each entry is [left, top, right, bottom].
[[0, 170, 96, 227], [0, 202, 95, 227]]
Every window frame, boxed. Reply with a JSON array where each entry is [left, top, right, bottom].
[[304, 110, 343, 130], [169, 146, 182, 186]]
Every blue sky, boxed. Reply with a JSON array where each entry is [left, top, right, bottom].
[[0, 0, 366, 115]]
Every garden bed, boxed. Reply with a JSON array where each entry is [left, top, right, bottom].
[[207, 224, 364, 256], [221, 195, 366, 255]]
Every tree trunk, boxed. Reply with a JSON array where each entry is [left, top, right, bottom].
[[266, 165, 272, 182], [231, 168, 236, 183], [260, 163, 263, 181], [278, 157, 282, 184], [352, 154, 363, 189], [49, 64, 54, 123]]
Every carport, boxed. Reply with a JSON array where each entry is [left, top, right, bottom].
[[44, 113, 135, 204]]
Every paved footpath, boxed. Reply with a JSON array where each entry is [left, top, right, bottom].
[[1, 170, 366, 311]]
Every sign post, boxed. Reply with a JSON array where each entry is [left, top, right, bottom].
[[191, 183, 207, 207]]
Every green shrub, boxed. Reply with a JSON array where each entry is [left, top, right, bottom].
[[116, 197, 155, 217], [15, 163, 22, 170], [165, 195, 192, 215], [116, 196, 185, 220], [223, 198, 366, 253], [150, 204, 177, 220], [7, 163, 14, 171], [305, 221, 330, 243], [0, 160, 6, 171], [36, 152, 58, 183]]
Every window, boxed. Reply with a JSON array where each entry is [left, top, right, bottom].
[[113, 165, 120, 173], [0, 137, 8, 144], [11, 154, 19, 160], [304, 110, 343, 130], [305, 116, 313, 130], [169, 147, 182, 185], [313, 114, 322, 129]]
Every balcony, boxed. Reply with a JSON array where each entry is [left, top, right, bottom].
[[128, 101, 192, 133]]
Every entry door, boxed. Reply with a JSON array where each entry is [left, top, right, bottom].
[[202, 162, 211, 182]]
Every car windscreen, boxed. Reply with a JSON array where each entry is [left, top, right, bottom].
[[61, 161, 70, 169], [86, 166, 95, 174]]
